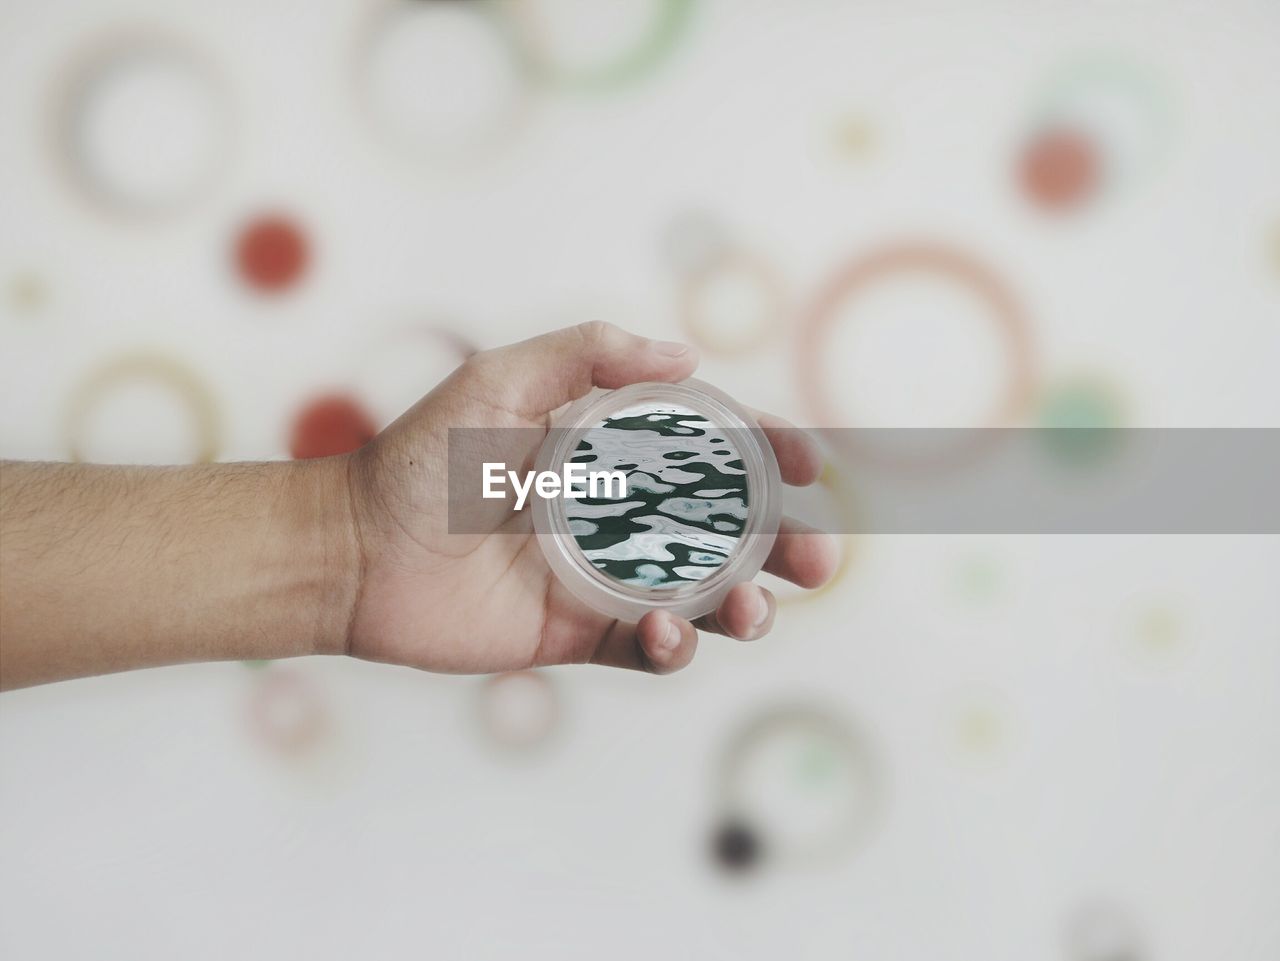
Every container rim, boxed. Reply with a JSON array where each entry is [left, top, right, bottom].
[[531, 378, 781, 622]]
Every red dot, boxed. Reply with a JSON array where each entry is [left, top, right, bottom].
[[289, 394, 377, 459], [236, 214, 309, 292], [1019, 127, 1101, 212]]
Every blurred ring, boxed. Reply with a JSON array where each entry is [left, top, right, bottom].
[[513, 0, 694, 92], [796, 242, 1034, 470], [65, 352, 221, 463], [361, 323, 478, 368], [352, 0, 531, 168], [48, 25, 233, 220], [660, 209, 733, 278], [477, 670, 560, 751], [246, 668, 330, 756], [715, 703, 881, 869], [679, 247, 787, 356], [353, 321, 477, 370], [350, 321, 478, 425], [777, 463, 857, 608]]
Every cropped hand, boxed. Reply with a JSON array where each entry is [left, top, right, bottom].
[[0, 323, 835, 690]]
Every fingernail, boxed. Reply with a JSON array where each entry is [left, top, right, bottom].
[[652, 340, 690, 358], [751, 591, 769, 629], [662, 621, 682, 651]]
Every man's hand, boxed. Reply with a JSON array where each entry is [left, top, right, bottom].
[[345, 321, 836, 675], [0, 323, 835, 690]]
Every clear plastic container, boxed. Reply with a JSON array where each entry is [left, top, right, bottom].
[[531, 378, 781, 622]]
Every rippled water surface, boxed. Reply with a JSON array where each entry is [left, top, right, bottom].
[[564, 404, 749, 589]]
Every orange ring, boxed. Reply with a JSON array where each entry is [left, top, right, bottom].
[[660, 209, 733, 277], [680, 247, 788, 357], [796, 242, 1034, 471], [477, 670, 560, 751], [245, 668, 330, 756], [349, 321, 478, 425]]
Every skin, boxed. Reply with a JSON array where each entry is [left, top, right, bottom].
[[0, 322, 835, 691]]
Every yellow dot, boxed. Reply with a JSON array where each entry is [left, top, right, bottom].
[[833, 116, 876, 159], [9, 273, 47, 312], [957, 707, 1003, 752], [1136, 607, 1181, 656]]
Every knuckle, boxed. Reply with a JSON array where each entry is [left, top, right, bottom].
[[461, 347, 495, 374], [574, 319, 615, 349], [460, 348, 504, 388]]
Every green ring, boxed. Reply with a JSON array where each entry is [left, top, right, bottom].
[[519, 0, 695, 93]]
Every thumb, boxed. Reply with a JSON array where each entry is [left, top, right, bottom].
[[475, 321, 699, 417]]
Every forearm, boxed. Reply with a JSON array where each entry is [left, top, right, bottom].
[[0, 458, 358, 690]]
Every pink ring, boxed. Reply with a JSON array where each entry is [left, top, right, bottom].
[[796, 242, 1035, 471]]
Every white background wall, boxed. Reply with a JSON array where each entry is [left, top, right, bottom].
[[1, 1, 1278, 958]]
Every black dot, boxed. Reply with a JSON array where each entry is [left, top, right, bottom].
[[711, 819, 762, 872]]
